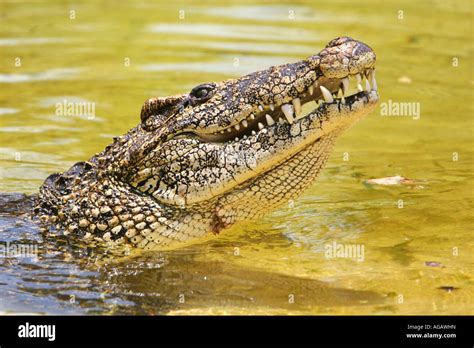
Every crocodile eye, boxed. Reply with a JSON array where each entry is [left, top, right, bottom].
[[190, 83, 216, 101]]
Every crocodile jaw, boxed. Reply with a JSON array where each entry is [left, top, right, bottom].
[[211, 89, 379, 232]]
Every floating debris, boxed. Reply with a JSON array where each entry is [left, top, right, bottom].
[[438, 286, 458, 293], [425, 261, 444, 267], [398, 76, 412, 84], [364, 175, 419, 186]]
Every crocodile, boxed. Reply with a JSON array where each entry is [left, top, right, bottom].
[[34, 37, 379, 250]]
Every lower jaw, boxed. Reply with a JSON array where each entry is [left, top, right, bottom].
[[223, 90, 380, 196], [242, 130, 341, 189], [214, 131, 342, 230]]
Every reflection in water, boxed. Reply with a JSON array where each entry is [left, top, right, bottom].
[[0, 37, 66, 46], [203, 5, 317, 22], [0, 68, 81, 84], [141, 56, 290, 76], [147, 23, 316, 42], [0, 108, 19, 115], [157, 40, 315, 55], [0, 195, 383, 314]]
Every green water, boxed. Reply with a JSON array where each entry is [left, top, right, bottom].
[[0, 0, 473, 315]]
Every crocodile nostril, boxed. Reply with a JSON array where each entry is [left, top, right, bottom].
[[352, 42, 373, 56], [326, 36, 354, 48]]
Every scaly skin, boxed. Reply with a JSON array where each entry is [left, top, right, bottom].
[[35, 37, 379, 250]]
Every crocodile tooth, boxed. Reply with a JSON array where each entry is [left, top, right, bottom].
[[355, 73, 363, 91], [368, 68, 374, 83], [341, 77, 349, 95], [341, 96, 346, 104], [243, 135, 247, 139], [220, 130, 225, 134], [338, 88, 343, 98], [319, 86, 334, 103], [281, 104, 295, 124], [269, 103, 275, 111], [234, 124, 240, 131], [250, 113, 255, 120], [174, 195, 185, 207], [371, 70, 377, 91], [265, 114, 275, 126], [258, 105, 264, 112], [308, 85, 314, 95], [279, 117, 285, 124], [258, 122, 264, 130], [234, 137, 239, 141], [227, 128, 232, 132], [292, 98, 302, 116], [365, 78, 371, 92], [251, 130, 256, 136], [242, 119, 248, 128]]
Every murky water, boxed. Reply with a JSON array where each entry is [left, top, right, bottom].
[[0, 0, 472, 315]]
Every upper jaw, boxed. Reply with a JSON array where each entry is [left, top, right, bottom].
[[198, 68, 378, 143], [193, 37, 377, 142]]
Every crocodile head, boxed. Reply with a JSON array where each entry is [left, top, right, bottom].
[[37, 37, 379, 249]]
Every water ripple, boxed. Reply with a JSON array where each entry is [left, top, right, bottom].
[[147, 23, 316, 42], [0, 68, 82, 84]]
